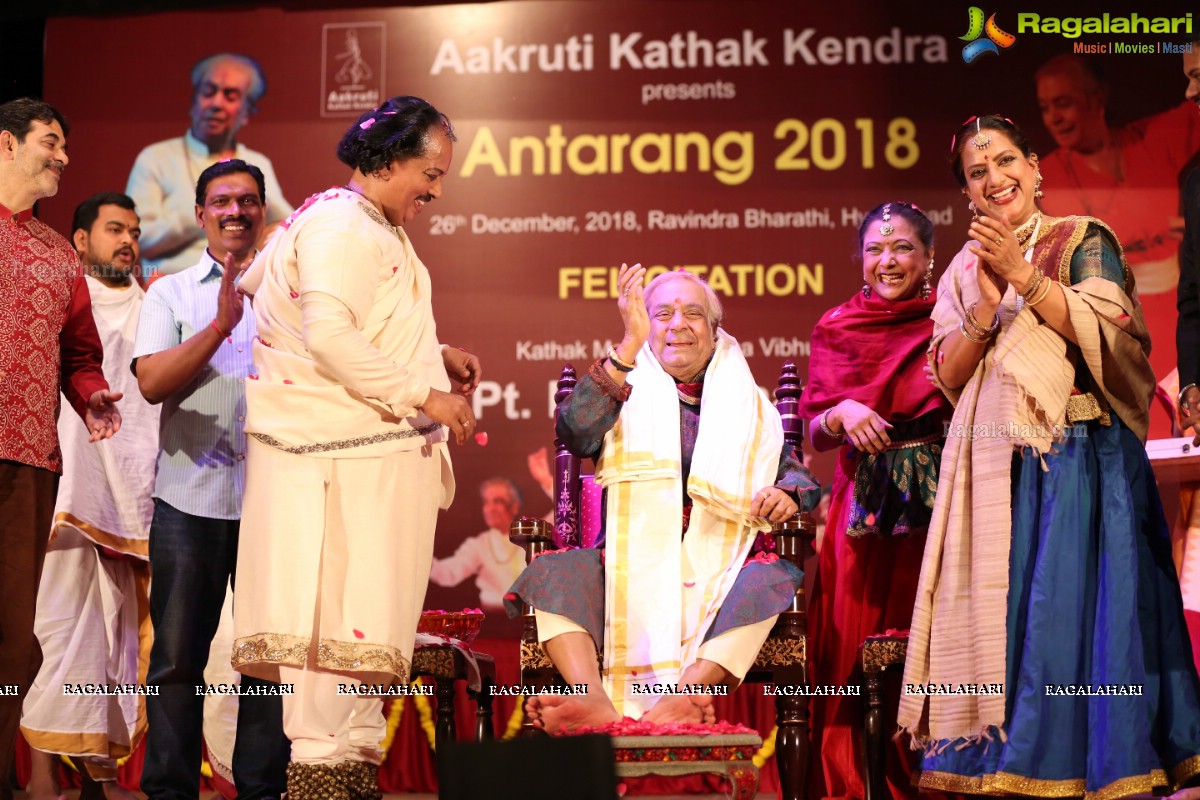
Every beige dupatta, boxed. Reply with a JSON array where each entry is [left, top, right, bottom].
[[897, 216, 1154, 745], [594, 330, 782, 716]]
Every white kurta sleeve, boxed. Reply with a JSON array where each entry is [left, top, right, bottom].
[[295, 205, 433, 417]]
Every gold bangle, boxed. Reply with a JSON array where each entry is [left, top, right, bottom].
[[1019, 269, 1043, 297], [965, 303, 999, 337], [959, 320, 990, 344], [964, 314, 990, 338], [608, 345, 637, 371], [1027, 276, 1054, 307], [818, 409, 845, 440], [1180, 383, 1198, 413], [1019, 270, 1045, 302]]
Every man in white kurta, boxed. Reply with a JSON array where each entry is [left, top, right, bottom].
[[126, 53, 292, 276], [21, 194, 158, 795], [233, 101, 479, 792]]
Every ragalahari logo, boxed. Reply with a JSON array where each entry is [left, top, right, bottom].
[[960, 7, 1017, 62]]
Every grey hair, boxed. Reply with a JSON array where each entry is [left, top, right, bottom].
[[643, 270, 724, 329], [191, 53, 267, 110], [480, 477, 522, 506]]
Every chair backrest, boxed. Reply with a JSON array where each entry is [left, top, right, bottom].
[[551, 359, 810, 546], [552, 365, 582, 548]]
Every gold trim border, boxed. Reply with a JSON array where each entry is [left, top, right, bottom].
[[52, 512, 149, 558], [232, 632, 411, 683], [917, 759, 1199, 800]]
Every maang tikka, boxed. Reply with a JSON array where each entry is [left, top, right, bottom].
[[971, 117, 992, 150], [879, 203, 894, 237]]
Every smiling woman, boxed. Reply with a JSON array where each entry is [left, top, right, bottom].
[[801, 200, 950, 800], [900, 113, 1200, 799]]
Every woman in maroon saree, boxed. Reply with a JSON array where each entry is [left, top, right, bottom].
[[802, 202, 953, 800]]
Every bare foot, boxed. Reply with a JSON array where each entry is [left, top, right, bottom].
[[526, 693, 622, 733], [25, 749, 66, 800], [25, 780, 66, 800], [640, 694, 716, 726], [73, 758, 141, 800], [101, 783, 143, 800], [1167, 788, 1200, 800]]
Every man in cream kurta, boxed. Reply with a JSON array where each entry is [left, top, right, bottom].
[[233, 182, 476, 776]]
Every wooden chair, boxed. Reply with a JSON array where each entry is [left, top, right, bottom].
[[509, 361, 816, 800]]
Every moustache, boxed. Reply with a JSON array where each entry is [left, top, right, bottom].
[[91, 261, 137, 279], [219, 216, 252, 229]]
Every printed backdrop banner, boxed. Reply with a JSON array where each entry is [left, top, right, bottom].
[[44, 0, 1197, 632]]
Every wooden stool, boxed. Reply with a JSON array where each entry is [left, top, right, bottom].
[[411, 644, 497, 750], [859, 632, 909, 800]]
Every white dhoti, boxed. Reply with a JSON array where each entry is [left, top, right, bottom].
[[20, 529, 150, 779], [20, 277, 157, 780]]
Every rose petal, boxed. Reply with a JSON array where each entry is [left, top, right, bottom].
[[353, 629, 365, 639], [359, 118, 376, 130], [474, 432, 489, 446]]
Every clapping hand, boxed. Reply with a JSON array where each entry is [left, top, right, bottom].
[[616, 262, 648, 356]]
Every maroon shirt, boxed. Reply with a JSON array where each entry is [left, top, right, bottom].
[[0, 203, 109, 473]]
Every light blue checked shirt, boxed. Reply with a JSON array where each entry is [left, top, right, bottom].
[[133, 251, 255, 520]]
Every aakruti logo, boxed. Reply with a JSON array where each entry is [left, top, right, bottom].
[[960, 6, 1017, 62]]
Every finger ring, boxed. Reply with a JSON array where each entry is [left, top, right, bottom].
[[994, 237, 1002, 246], [460, 419, 470, 426]]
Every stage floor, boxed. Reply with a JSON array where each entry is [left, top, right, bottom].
[[12, 794, 780, 799]]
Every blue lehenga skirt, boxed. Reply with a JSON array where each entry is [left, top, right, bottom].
[[917, 416, 1200, 799]]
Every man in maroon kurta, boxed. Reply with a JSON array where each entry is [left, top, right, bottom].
[[0, 98, 122, 798]]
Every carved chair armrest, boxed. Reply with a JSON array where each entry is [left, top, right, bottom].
[[508, 516, 555, 565], [772, 511, 816, 570]]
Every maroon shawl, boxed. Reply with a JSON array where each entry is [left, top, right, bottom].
[[799, 291, 950, 422]]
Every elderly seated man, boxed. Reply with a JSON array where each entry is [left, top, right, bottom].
[[506, 265, 819, 732]]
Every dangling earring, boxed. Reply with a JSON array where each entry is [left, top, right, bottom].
[[861, 283, 872, 299], [967, 200, 980, 221], [1034, 172, 1044, 199], [921, 260, 934, 300]]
